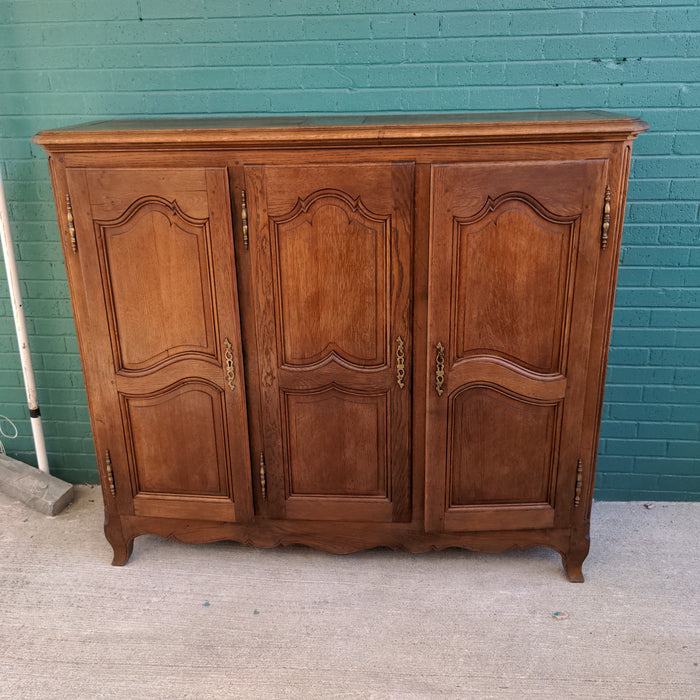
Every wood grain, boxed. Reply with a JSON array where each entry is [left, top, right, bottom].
[[36, 113, 647, 580]]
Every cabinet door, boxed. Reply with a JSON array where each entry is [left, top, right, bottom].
[[66, 167, 253, 522], [426, 160, 606, 532], [246, 163, 413, 522]]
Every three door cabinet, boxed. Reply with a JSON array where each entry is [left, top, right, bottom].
[[34, 111, 647, 581]]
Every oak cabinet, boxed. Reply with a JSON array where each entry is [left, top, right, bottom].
[[34, 111, 647, 581]]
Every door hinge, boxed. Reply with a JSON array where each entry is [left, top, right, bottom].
[[241, 190, 249, 250], [259, 451, 267, 500], [601, 185, 611, 250], [574, 458, 583, 507], [105, 449, 116, 497], [66, 194, 77, 253]]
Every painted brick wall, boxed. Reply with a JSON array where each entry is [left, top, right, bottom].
[[0, 0, 698, 498]]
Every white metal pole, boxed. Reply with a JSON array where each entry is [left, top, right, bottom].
[[0, 167, 50, 474]]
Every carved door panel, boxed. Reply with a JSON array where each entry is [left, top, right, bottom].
[[246, 163, 413, 522], [66, 167, 253, 522], [425, 160, 606, 532]]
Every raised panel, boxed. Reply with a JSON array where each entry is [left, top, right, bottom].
[[121, 380, 231, 498], [272, 189, 389, 368], [96, 196, 217, 373], [283, 385, 388, 499], [448, 386, 559, 508], [427, 159, 607, 535], [454, 193, 579, 374], [246, 163, 413, 523]]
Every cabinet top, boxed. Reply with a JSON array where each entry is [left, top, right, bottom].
[[33, 110, 648, 151]]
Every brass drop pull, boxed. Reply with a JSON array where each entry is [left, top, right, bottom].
[[259, 452, 267, 500], [223, 338, 235, 391], [66, 194, 77, 253], [601, 185, 611, 250], [395, 336, 406, 389], [574, 459, 583, 507], [105, 449, 116, 497], [241, 190, 249, 250], [435, 342, 446, 396]]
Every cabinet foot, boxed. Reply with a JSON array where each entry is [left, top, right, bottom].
[[109, 537, 134, 566], [562, 553, 585, 583], [104, 514, 134, 566]]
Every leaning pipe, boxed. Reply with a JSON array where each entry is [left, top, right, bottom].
[[0, 167, 50, 474]]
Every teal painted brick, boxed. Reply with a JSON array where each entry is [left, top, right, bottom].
[[649, 348, 700, 366], [471, 87, 539, 110], [582, 9, 656, 34], [1, 1, 697, 495], [632, 134, 675, 155], [406, 38, 472, 63], [660, 202, 699, 223], [605, 439, 667, 456], [635, 458, 699, 476], [658, 476, 700, 494], [621, 246, 690, 266], [643, 386, 700, 404], [675, 330, 700, 348], [621, 224, 659, 244], [616, 267, 653, 286], [607, 347, 649, 365], [615, 287, 700, 308], [139, 0, 206, 19], [337, 39, 406, 64], [599, 421, 637, 439], [505, 61, 574, 86], [611, 328, 675, 347], [637, 423, 699, 441], [677, 109, 700, 130], [475, 38, 545, 62], [674, 134, 700, 155], [439, 12, 512, 38], [603, 384, 644, 402], [540, 86, 610, 109], [656, 7, 700, 33], [669, 179, 700, 200], [616, 34, 693, 59], [676, 369, 700, 385], [667, 442, 700, 459], [680, 84, 700, 107], [598, 473, 660, 491], [658, 226, 700, 245], [596, 455, 635, 472], [609, 308, 651, 326], [542, 35, 615, 59], [633, 156, 700, 179], [649, 308, 700, 328], [609, 403, 673, 421], [671, 404, 700, 422], [627, 179, 670, 200]]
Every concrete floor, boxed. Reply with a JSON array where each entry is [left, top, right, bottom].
[[0, 485, 697, 699]]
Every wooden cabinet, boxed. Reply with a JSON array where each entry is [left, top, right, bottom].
[[34, 111, 647, 580]]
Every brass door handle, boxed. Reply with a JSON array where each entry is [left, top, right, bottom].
[[435, 342, 445, 396], [396, 336, 406, 389], [223, 338, 235, 391]]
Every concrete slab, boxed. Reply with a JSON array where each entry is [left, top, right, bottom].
[[0, 453, 74, 515], [0, 486, 697, 698]]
